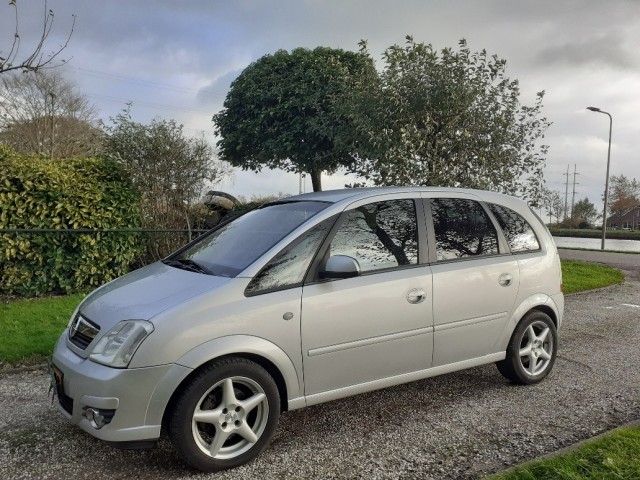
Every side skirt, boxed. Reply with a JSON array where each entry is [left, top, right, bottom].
[[293, 352, 506, 409]]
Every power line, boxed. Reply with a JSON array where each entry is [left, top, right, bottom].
[[86, 91, 214, 116], [68, 66, 227, 102]]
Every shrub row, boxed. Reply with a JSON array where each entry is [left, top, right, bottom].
[[0, 146, 143, 296], [549, 227, 640, 240]]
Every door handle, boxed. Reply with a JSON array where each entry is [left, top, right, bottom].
[[499, 273, 513, 287], [406, 288, 426, 304]]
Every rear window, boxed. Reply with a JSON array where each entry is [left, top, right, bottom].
[[488, 203, 540, 253]]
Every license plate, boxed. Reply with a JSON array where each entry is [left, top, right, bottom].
[[49, 363, 64, 400]]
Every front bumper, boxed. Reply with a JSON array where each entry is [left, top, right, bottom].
[[51, 333, 192, 443]]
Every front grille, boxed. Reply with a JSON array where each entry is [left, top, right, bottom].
[[59, 392, 74, 415], [68, 314, 100, 350]]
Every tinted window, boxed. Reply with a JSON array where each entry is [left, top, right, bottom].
[[329, 200, 418, 273], [431, 198, 499, 261], [488, 203, 540, 252], [173, 201, 329, 277], [246, 218, 335, 294]]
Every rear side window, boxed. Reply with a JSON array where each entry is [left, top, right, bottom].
[[431, 198, 499, 261], [488, 204, 540, 253]]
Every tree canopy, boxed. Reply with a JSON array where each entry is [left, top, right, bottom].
[[213, 39, 550, 198], [350, 38, 550, 202], [103, 107, 232, 259], [213, 47, 376, 191], [607, 174, 639, 217], [0, 70, 102, 158], [572, 197, 599, 227], [103, 107, 230, 222]]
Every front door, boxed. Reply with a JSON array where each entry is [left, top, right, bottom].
[[301, 197, 434, 396]]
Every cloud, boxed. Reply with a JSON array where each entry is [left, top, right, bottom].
[[535, 32, 636, 70], [197, 68, 242, 107]]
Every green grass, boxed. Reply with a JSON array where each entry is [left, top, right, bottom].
[[561, 259, 625, 294], [0, 293, 85, 366], [488, 425, 640, 480]]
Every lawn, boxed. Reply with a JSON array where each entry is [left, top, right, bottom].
[[0, 292, 86, 366], [488, 425, 640, 480], [561, 259, 625, 294]]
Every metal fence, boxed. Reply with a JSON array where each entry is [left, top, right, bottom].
[[0, 228, 211, 266]]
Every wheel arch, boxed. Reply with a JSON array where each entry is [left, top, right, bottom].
[[158, 335, 303, 430], [497, 294, 561, 350], [529, 304, 558, 329]]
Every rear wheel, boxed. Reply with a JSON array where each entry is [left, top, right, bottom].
[[168, 357, 280, 472], [497, 311, 557, 385]]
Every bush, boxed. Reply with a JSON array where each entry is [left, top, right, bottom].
[[0, 146, 143, 296]]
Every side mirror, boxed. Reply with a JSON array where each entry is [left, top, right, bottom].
[[320, 255, 361, 279]]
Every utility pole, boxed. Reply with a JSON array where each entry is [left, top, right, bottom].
[[570, 164, 579, 219], [563, 164, 570, 221]]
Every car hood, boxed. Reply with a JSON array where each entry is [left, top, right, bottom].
[[79, 261, 231, 330]]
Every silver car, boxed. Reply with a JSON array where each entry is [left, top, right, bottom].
[[51, 187, 564, 472]]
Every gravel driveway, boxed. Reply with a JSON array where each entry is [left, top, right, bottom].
[[1, 270, 639, 480]]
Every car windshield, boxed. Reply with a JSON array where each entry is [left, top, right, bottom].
[[168, 201, 330, 277]]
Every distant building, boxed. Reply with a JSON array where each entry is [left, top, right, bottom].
[[606, 205, 640, 230]]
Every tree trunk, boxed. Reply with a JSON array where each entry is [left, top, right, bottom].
[[310, 169, 322, 192]]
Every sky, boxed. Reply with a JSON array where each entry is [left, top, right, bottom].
[[2, 0, 639, 212]]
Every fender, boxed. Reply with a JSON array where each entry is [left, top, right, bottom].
[[175, 334, 304, 408], [495, 294, 562, 350]]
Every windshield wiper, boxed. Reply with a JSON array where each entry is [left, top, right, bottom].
[[162, 258, 211, 275]]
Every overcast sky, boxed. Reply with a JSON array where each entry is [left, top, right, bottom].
[[2, 0, 639, 211]]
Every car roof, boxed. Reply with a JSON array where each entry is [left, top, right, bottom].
[[279, 186, 528, 209]]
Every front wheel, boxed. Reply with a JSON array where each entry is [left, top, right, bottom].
[[168, 357, 280, 472], [497, 311, 557, 385]]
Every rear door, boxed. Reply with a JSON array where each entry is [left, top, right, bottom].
[[426, 195, 520, 366]]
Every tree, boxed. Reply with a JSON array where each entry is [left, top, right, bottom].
[[607, 174, 639, 217], [213, 47, 376, 191], [0, 70, 102, 157], [1, 0, 75, 75], [541, 188, 563, 225], [572, 197, 599, 227], [350, 38, 550, 202], [103, 106, 231, 259]]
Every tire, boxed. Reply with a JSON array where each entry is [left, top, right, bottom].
[[168, 357, 280, 472], [496, 310, 557, 385]]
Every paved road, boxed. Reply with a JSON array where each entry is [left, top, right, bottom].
[[559, 248, 640, 272], [1, 272, 639, 479]]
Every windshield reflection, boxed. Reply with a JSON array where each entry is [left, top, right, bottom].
[[170, 201, 329, 277]]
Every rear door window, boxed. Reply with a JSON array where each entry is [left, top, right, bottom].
[[430, 198, 499, 261]]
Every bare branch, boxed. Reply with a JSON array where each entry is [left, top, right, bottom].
[[0, 0, 75, 75]]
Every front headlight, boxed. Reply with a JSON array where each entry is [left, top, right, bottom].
[[89, 320, 154, 368]]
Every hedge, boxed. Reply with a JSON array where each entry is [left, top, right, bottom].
[[0, 146, 143, 296]]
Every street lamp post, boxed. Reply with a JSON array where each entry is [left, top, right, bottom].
[[586, 106, 612, 250]]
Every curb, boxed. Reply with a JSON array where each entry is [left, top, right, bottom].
[[488, 418, 640, 478]]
